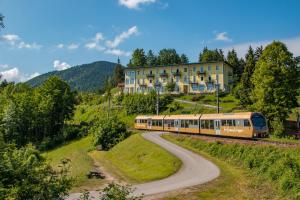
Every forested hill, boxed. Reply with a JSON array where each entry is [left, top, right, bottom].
[[27, 61, 117, 92]]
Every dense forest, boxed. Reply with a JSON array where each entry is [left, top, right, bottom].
[[27, 61, 118, 92]]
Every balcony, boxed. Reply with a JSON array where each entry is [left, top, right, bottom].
[[189, 82, 198, 85], [160, 72, 168, 77], [138, 83, 147, 87], [197, 71, 206, 76], [205, 79, 215, 84], [146, 73, 155, 78], [172, 71, 181, 77]]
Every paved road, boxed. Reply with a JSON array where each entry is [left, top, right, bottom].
[[67, 132, 220, 199], [174, 99, 222, 109]]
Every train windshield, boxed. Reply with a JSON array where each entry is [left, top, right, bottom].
[[251, 114, 266, 129]]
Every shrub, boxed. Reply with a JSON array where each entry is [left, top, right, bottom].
[[100, 182, 143, 200], [92, 115, 130, 150], [270, 118, 285, 138]]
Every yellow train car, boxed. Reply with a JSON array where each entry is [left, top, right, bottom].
[[134, 112, 268, 139]]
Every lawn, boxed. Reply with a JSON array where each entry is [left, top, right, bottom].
[[43, 136, 101, 191], [91, 134, 182, 183], [162, 134, 299, 200]]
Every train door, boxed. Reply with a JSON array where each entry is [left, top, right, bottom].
[[214, 120, 221, 135], [174, 119, 180, 132], [147, 119, 152, 129]]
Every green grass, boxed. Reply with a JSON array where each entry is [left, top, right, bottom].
[[162, 134, 299, 200], [91, 134, 182, 183], [43, 136, 95, 188]]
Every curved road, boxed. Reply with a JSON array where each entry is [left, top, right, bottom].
[[67, 132, 220, 199]]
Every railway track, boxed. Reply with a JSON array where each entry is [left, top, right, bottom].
[[167, 132, 300, 148]]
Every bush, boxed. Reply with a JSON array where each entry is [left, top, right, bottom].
[[270, 118, 285, 138], [100, 183, 143, 200], [92, 115, 130, 150], [167, 101, 182, 113]]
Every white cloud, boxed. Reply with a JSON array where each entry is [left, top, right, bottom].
[[106, 26, 138, 48], [105, 49, 131, 57], [119, 0, 156, 9], [57, 43, 64, 48], [67, 43, 79, 50], [84, 32, 105, 51], [18, 42, 42, 49], [0, 67, 40, 82], [215, 32, 232, 42], [53, 60, 71, 71], [222, 36, 300, 58], [0, 33, 42, 49]]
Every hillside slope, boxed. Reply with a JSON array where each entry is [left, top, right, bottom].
[[27, 61, 117, 92]]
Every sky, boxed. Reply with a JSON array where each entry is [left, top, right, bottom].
[[1, 0, 300, 82]]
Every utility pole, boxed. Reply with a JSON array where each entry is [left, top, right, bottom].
[[216, 75, 220, 114]]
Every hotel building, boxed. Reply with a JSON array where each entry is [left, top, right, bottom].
[[124, 61, 233, 94]]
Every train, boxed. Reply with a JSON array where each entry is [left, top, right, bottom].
[[134, 112, 268, 139]]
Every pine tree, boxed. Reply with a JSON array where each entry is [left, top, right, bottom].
[[180, 54, 189, 64], [234, 46, 256, 107], [254, 46, 263, 61], [251, 41, 300, 136], [226, 49, 241, 84], [157, 49, 181, 65], [146, 50, 157, 66], [114, 58, 124, 85], [198, 47, 224, 62]]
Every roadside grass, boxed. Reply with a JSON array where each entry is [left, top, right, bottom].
[[91, 134, 182, 183], [162, 134, 299, 200], [43, 136, 100, 191], [263, 136, 300, 144]]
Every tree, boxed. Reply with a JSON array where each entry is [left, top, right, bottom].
[[92, 115, 129, 150], [254, 45, 263, 62], [157, 48, 181, 65], [198, 47, 224, 62], [234, 46, 256, 107], [104, 76, 114, 115], [180, 54, 189, 64], [251, 41, 300, 136], [114, 58, 124, 85], [165, 82, 176, 93], [0, 145, 72, 199], [129, 49, 146, 67], [36, 77, 76, 144], [226, 49, 241, 83], [100, 183, 143, 200], [0, 14, 4, 29], [146, 50, 157, 66]]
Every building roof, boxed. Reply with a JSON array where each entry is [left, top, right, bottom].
[[124, 61, 233, 70]]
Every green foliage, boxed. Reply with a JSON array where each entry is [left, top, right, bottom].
[[227, 49, 242, 83], [165, 82, 176, 92], [180, 54, 189, 64], [270, 118, 285, 137], [0, 144, 72, 199], [167, 101, 182, 113], [165, 135, 300, 199], [113, 62, 124, 85], [251, 41, 300, 135], [92, 115, 129, 150], [100, 183, 143, 200], [198, 47, 224, 62], [146, 50, 157, 66], [26, 61, 117, 92], [157, 48, 181, 65], [0, 77, 76, 149], [129, 48, 147, 67]]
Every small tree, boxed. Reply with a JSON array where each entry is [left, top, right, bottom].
[[165, 82, 176, 93], [92, 115, 129, 150], [100, 183, 143, 200]]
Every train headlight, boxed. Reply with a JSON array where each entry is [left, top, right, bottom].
[[254, 133, 257, 137]]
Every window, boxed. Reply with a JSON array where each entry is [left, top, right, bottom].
[[194, 120, 198, 126], [221, 120, 227, 126], [201, 76, 204, 81], [200, 66, 204, 73], [208, 66, 211, 71], [149, 79, 152, 84], [216, 74, 219, 81], [176, 69, 179, 73], [193, 76, 196, 82], [227, 119, 233, 126], [184, 68, 187, 72], [199, 84, 205, 91], [193, 67, 196, 72], [184, 76, 188, 83], [235, 119, 244, 126], [244, 120, 250, 127], [209, 120, 214, 129], [125, 78, 129, 84], [216, 66, 220, 70], [150, 70, 152, 74], [176, 76, 179, 82], [137, 71, 140, 75], [208, 76, 212, 81], [205, 120, 210, 129]]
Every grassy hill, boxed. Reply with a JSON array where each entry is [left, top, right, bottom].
[[27, 61, 117, 92]]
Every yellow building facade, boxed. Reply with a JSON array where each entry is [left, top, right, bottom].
[[124, 61, 233, 94]]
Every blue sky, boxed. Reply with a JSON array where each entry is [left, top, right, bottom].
[[1, 0, 300, 82]]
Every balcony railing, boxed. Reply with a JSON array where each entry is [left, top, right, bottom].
[[205, 79, 215, 84], [146, 74, 155, 78], [197, 71, 206, 76], [189, 82, 198, 85], [172, 71, 181, 77], [160, 72, 168, 77], [138, 83, 147, 87]]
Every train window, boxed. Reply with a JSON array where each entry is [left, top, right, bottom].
[[227, 120, 233, 126], [204, 120, 210, 129], [209, 120, 214, 129], [194, 120, 198, 126], [244, 119, 250, 127], [235, 119, 243, 126], [200, 120, 205, 129], [170, 120, 175, 127], [221, 120, 227, 126], [181, 120, 185, 128]]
